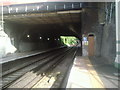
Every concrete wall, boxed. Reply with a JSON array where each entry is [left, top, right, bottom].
[[101, 23, 116, 64], [114, 1, 120, 69], [19, 39, 62, 52], [81, 3, 116, 64], [81, 7, 100, 56], [0, 22, 63, 57], [99, 3, 116, 64]]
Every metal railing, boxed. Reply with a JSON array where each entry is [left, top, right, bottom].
[[2, 2, 84, 15]]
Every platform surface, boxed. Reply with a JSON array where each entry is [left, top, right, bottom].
[[0, 47, 62, 64], [66, 56, 119, 88]]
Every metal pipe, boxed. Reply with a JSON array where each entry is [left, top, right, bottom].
[[109, 3, 113, 23], [1, 2, 3, 31], [105, 3, 108, 24]]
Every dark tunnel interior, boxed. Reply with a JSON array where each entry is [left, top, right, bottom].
[[3, 8, 82, 52]]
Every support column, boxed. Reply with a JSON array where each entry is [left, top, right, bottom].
[[0, 3, 6, 58], [114, 1, 120, 69], [0, 3, 3, 88], [0, 3, 16, 58]]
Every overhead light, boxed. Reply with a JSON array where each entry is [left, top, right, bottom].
[[27, 35, 30, 38], [57, 10, 82, 14], [69, 10, 82, 13], [47, 38, 50, 40], [40, 37, 42, 39], [100, 22, 105, 25]]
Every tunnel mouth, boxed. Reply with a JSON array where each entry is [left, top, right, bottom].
[[2, 2, 83, 56]]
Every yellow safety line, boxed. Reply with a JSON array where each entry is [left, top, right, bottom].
[[84, 57, 105, 88]]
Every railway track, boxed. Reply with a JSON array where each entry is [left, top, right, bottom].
[[2, 47, 66, 75], [2, 47, 72, 89], [32, 47, 77, 89]]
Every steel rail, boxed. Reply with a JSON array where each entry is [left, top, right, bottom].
[[2, 47, 71, 89]]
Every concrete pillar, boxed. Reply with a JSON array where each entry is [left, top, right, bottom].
[[0, 3, 6, 58], [0, 3, 3, 84], [0, 4, 16, 58], [0, 3, 3, 32], [114, 1, 120, 69]]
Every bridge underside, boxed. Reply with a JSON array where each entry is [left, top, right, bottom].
[[4, 10, 82, 37], [2, 2, 83, 53], [1, 2, 117, 65]]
